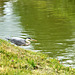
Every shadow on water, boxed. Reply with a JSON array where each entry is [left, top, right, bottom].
[[0, 0, 75, 68]]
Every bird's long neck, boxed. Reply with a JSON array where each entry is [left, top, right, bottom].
[[26, 40, 31, 46]]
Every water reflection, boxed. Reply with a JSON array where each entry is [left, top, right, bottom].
[[0, 0, 34, 50], [0, 1, 21, 38]]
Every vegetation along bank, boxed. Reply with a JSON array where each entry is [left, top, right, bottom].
[[0, 39, 75, 75]]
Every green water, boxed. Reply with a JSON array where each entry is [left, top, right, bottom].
[[0, 0, 75, 68]]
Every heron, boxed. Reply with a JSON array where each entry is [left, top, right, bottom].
[[6, 37, 37, 46]]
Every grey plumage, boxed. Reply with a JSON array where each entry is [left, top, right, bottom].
[[6, 37, 32, 46]]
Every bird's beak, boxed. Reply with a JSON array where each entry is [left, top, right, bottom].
[[31, 39, 37, 41]]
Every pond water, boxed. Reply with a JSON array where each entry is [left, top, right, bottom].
[[0, 0, 75, 68]]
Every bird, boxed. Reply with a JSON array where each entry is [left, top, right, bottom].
[[6, 37, 37, 46]]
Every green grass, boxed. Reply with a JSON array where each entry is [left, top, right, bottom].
[[0, 39, 75, 75]]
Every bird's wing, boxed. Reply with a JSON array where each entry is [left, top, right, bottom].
[[10, 38, 26, 46]]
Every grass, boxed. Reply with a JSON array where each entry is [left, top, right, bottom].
[[0, 39, 75, 75]]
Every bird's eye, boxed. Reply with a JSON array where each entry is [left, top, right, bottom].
[[28, 38, 31, 39]]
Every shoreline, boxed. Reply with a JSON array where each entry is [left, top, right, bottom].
[[0, 39, 75, 75]]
